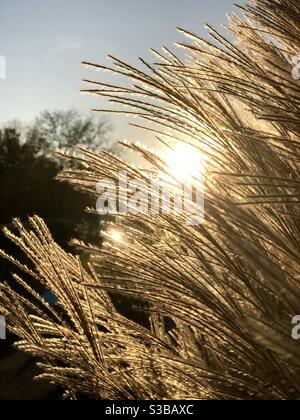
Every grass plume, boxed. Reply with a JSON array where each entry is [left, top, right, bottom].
[[1, 0, 300, 400]]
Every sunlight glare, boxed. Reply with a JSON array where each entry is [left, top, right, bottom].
[[109, 228, 123, 243], [164, 143, 205, 182]]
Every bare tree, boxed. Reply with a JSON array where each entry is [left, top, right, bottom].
[[34, 109, 111, 150]]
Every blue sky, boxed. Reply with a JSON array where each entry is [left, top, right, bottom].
[[0, 0, 238, 141]]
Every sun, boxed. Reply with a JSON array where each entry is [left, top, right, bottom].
[[164, 142, 205, 182]]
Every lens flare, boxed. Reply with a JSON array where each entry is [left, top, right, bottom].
[[109, 228, 123, 243]]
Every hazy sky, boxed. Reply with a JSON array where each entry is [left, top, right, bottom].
[[0, 0, 238, 140]]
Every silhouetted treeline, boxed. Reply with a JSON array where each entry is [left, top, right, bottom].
[[0, 128, 90, 227]]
